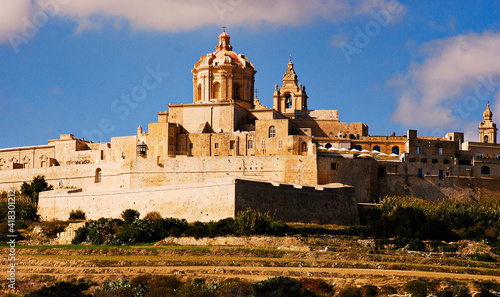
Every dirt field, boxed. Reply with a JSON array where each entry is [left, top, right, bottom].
[[1, 237, 500, 294]]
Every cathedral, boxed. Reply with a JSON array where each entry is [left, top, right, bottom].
[[1, 31, 499, 224]]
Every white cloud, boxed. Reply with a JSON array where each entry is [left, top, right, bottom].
[[0, 0, 404, 44], [0, 0, 33, 41], [391, 31, 500, 137]]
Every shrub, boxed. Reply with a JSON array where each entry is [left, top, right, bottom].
[[42, 220, 66, 238], [0, 195, 40, 228], [69, 209, 86, 221], [404, 278, 435, 297], [471, 253, 496, 262], [143, 211, 162, 220], [300, 278, 333, 295], [121, 209, 140, 224], [73, 218, 122, 245], [185, 221, 208, 239], [215, 278, 253, 297], [234, 209, 273, 236], [20, 175, 53, 204], [24, 280, 91, 297], [252, 276, 302, 297]]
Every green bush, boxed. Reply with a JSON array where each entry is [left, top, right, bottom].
[[121, 209, 140, 224], [234, 209, 273, 236], [20, 175, 53, 204], [24, 280, 91, 297], [471, 253, 496, 262], [69, 209, 86, 221], [404, 278, 436, 297], [252, 276, 303, 297], [0, 195, 40, 228]]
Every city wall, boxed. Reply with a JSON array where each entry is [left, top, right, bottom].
[[39, 178, 360, 225]]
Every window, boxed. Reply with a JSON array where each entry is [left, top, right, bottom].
[[439, 170, 444, 179], [331, 163, 337, 170], [247, 140, 254, 149], [101, 150, 104, 160], [438, 148, 443, 155], [443, 159, 450, 164], [229, 141, 235, 150], [95, 168, 102, 183], [476, 152, 484, 158], [420, 158, 427, 163], [432, 159, 438, 164], [409, 158, 416, 163], [497, 154, 500, 159], [392, 146, 400, 155], [233, 83, 240, 100], [158, 127, 163, 136], [213, 82, 220, 99], [484, 135, 489, 143], [278, 140, 283, 151], [417, 146, 422, 154], [261, 140, 266, 150], [418, 169, 423, 178], [481, 166, 490, 175], [158, 145, 163, 154], [325, 143, 332, 149], [269, 126, 276, 138], [301, 142, 307, 153], [355, 145, 362, 151], [373, 145, 381, 152], [214, 143, 219, 149], [197, 84, 202, 101]]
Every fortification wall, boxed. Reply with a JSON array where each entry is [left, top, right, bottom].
[[39, 179, 237, 221], [378, 162, 500, 201], [234, 179, 359, 225], [38, 178, 359, 225], [317, 156, 378, 203]]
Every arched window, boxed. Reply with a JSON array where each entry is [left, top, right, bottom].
[[481, 166, 490, 175], [197, 84, 202, 101], [355, 145, 362, 151], [373, 145, 381, 152], [268, 126, 276, 138], [325, 143, 332, 149], [301, 142, 307, 153], [484, 135, 489, 143], [212, 82, 220, 99], [233, 83, 240, 100], [95, 168, 102, 183], [392, 146, 400, 155]]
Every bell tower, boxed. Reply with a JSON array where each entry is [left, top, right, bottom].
[[191, 29, 256, 109], [479, 103, 497, 143], [272, 57, 308, 115]]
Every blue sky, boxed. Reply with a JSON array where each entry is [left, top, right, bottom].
[[0, 0, 499, 148]]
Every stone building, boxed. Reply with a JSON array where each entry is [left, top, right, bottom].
[[1, 31, 500, 223]]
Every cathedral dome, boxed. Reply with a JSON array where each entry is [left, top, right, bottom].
[[194, 30, 254, 69]]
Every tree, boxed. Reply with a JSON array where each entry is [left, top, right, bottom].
[[21, 175, 53, 203]]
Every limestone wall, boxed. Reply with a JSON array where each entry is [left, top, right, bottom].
[[38, 177, 359, 225], [39, 179, 237, 221], [234, 179, 359, 225]]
